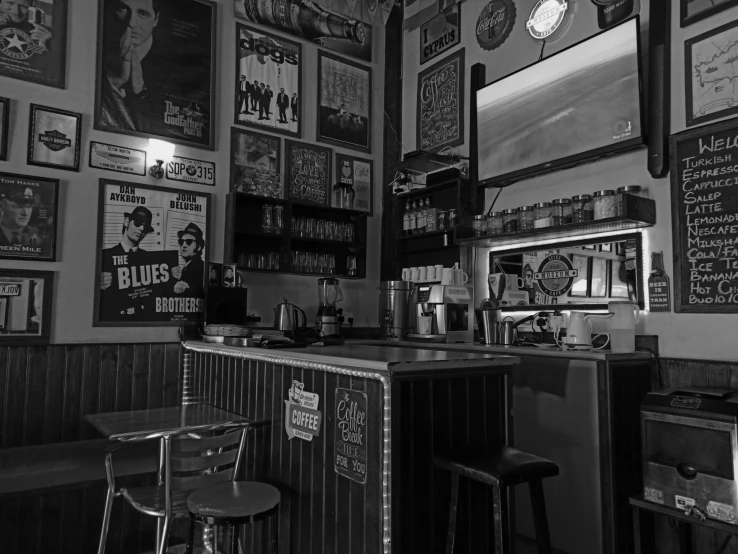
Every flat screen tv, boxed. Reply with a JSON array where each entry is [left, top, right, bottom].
[[476, 17, 645, 187]]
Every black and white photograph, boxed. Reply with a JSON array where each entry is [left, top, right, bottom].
[[94, 179, 211, 326], [0, 268, 53, 344], [0, 171, 58, 261], [208, 262, 220, 287], [230, 127, 282, 198], [685, 19, 738, 127], [221, 263, 236, 287], [318, 51, 371, 153], [681, 0, 738, 27], [235, 23, 301, 138], [27, 104, 81, 171], [0, 0, 67, 88], [94, 0, 216, 149], [0, 96, 8, 161]]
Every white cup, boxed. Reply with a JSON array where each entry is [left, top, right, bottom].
[[441, 268, 454, 285], [434, 265, 443, 279], [418, 315, 433, 335], [410, 267, 420, 282], [401, 268, 410, 281], [426, 265, 436, 281], [418, 267, 428, 281], [454, 269, 469, 285]]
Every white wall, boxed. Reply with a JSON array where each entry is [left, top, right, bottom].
[[402, 0, 738, 360], [0, 0, 385, 343]]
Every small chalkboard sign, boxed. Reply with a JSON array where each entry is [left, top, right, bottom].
[[285, 140, 332, 206], [670, 117, 738, 313], [416, 48, 465, 153], [334, 388, 367, 485]]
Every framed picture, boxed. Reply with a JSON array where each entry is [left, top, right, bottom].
[[600, 243, 612, 253], [230, 127, 282, 197], [221, 264, 237, 288], [685, 20, 738, 127], [0, 0, 68, 88], [681, 0, 738, 27], [420, 3, 461, 65], [0, 269, 53, 345], [27, 104, 81, 171], [317, 51, 371, 153], [417, 48, 464, 153], [334, 153, 373, 214], [285, 140, 332, 206], [610, 261, 630, 298], [570, 254, 590, 297], [208, 263, 221, 287], [591, 258, 609, 298], [94, 179, 211, 327], [0, 172, 59, 262], [235, 24, 302, 138], [0, 97, 8, 161], [94, 0, 216, 149]]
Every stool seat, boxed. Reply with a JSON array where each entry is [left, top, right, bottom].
[[187, 481, 280, 519], [433, 446, 559, 488]]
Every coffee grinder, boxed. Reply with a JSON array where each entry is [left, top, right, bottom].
[[316, 277, 343, 337]]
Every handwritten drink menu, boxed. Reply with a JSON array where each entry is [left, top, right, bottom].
[[671, 118, 738, 313]]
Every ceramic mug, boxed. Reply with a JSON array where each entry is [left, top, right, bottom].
[[434, 265, 444, 280], [410, 267, 420, 282], [418, 315, 433, 335], [441, 268, 455, 285], [454, 269, 469, 285], [418, 267, 428, 282], [401, 268, 411, 281], [426, 265, 436, 281]]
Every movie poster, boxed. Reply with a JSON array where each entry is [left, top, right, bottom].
[[0, 0, 67, 88], [94, 179, 211, 326], [0, 269, 53, 343], [234, 0, 372, 62], [235, 24, 301, 138], [0, 172, 58, 261], [94, 0, 216, 149]]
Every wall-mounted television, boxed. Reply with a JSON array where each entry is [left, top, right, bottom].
[[476, 17, 645, 187]]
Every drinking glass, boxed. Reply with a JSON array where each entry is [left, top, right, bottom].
[[316, 219, 326, 240], [261, 204, 273, 233], [345, 222, 355, 243], [317, 253, 327, 274], [328, 254, 336, 274], [337, 222, 347, 242], [296, 251, 306, 272], [306, 252, 317, 273], [273, 205, 284, 234], [296, 217, 307, 238], [346, 255, 357, 276], [306, 218, 317, 238], [326, 221, 336, 241], [238, 253, 247, 267], [268, 252, 280, 271], [291, 251, 298, 271], [247, 253, 257, 269], [257, 254, 266, 269]]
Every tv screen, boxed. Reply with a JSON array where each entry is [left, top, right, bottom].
[[476, 17, 644, 186]]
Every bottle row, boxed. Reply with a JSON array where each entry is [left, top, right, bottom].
[[402, 198, 458, 236]]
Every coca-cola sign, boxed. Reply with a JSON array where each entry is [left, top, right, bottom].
[[416, 48, 465, 153], [334, 388, 368, 484], [475, 0, 516, 51], [285, 140, 332, 206]]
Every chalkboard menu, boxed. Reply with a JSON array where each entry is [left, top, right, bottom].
[[416, 48, 465, 153], [285, 140, 332, 206], [671, 118, 738, 313]]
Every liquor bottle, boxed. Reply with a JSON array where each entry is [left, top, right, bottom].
[[402, 202, 410, 237], [241, 0, 366, 44], [417, 199, 426, 234], [408, 201, 417, 235]]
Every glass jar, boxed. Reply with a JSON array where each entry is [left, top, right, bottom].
[[533, 202, 553, 229], [593, 190, 618, 220], [487, 211, 503, 235], [261, 204, 273, 233], [447, 208, 458, 228], [571, 194, 593, 223], [518, 205, 534, 232], [272, 205, 284, 234], [502, 208, 518, 233], [615, 185, 644, 217], [552, 198, 572, 226], [473, 214, 487, 236]]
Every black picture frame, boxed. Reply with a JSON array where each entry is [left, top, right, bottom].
[[208, 263, 221, 288], [615, 241, 626, 257], [681, 0, 738, 27], [0, 97, 9, 161], [570, 254, 590, 297], [0, 268, 54, 345], [94, 0, 217, 150], [685, 19, 738, 127], [590, 257, 609, 298], [221, 264, 237, 288], [27, 104, 81, 172], [0, 172, 60, 262], [89, 141, 148, 176], [229, 127, 282, 198], [284, 140, 332, 207], [582, 244, 596, 250], [317, 51, 372, 153], [334, 153, 373, 215]]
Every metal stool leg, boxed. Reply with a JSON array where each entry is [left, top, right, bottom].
[[445, 472, 460, 554], [529, 479, 552, 554], [492, 485, 513, 554], [97, 452, 116, 554], [230, 524, 238, 554], [186, 518, 196, 554], [271, 513, 279, 554], [157, 516, 171, 554]]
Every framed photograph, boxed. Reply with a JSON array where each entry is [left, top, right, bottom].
[[0, 97, 8, 161], [27, 104, 81, 171], [610, 260, 630, 298], [681, 0, 738, 27], [600, 243, 612, 253], [235, 24, 302, 138], [230, 127, 282, 197], [570, 254, 590, 297], [285, 140, 332, 206], [94, 0, 216, 149], [236, 269, 248, 288], [0, 269, 53, 345], [208, 263, 221, 287], [317, 51, 371, 153], [94, 179, 211, 327], [89, 141, 147, 176], [0, 0, 68, 88], [0, 172, 59, 261], [591, 258, 609, 297], [334, 153, 373, 214], [417, 48, 464, 153], [221, 264, 237, 288], [685, 20, 738, 127]]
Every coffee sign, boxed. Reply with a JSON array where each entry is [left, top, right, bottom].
[[476, 0, 516, 51], [334, 388, 368, 484], [284, 380, 322, 442], [534, 254, 577, 297], [420, 3, 461, 65], [285, 140, 332, 206]]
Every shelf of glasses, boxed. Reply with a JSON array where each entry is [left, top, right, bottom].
[[234, 229, 286, 239], [290, 235, 360, 247], [232, 192, 288, 205], [237, 267, 364, 280]]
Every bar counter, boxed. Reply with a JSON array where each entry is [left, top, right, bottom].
[[182, 340, 520, 554]]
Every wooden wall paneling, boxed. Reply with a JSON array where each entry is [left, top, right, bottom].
[[163, 343, 181, 406], [80, 345, 102, 440], [367, 378, 382, 553], [98, 346, 117, 416], [115, 345, 134, 412], [5, 347, 27, 447], [23, 346, 48, 446], [148, 344, 165, 409], [131, 344, 150, 410]]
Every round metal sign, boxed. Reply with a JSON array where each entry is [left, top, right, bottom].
[[526, 0, 570, 41], [534, 254, 578, 297], [476, 0, 517, 51]]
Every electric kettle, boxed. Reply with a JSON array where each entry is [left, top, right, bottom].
[[558, 311, 612, 350], [274, 298, 307, 337]]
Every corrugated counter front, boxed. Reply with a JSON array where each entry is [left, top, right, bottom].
[[181, 341, 520, 554]]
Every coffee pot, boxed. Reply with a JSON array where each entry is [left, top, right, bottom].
[[274, 298, 307, 337], [559, 311, 612, 349]]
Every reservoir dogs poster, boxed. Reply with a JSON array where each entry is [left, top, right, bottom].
[[94, 179, 211, 326]]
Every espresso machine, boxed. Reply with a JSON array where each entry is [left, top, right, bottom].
[[408, 284, 474, 343], [316, 277, 343, 337]]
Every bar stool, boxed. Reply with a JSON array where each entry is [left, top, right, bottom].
[[433, 446, 559, 554], [185, 481, 280, 554]]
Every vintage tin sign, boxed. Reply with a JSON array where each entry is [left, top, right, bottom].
[[526, 0, 571, 42], [534, 254, 577, 297], [475, 0, 516, 51], [284, 380, 322, 442], [166, 156, 215, 186], [90, 142, 147, 176], [334, 388, 368, 484], [420, 3, 461, 65]]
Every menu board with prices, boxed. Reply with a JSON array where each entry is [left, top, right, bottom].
[[670, 118, 738, 313]]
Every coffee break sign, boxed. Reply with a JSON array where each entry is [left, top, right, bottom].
[[285, 140, 332, 206], [420, 3, 461, 65], [417, 48, 465, 153], [334, 388, 368, 484], [670, 118, 738, 313]]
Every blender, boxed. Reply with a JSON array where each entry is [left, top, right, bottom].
[[316, 277, 343, 337]]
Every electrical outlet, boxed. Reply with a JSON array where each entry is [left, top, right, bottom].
[[549, 315, 564, 333], [536, 317, 550, 331]]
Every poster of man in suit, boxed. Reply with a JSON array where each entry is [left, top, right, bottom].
[[235, 23, 301, 137], [94, 178, 210, 326]]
